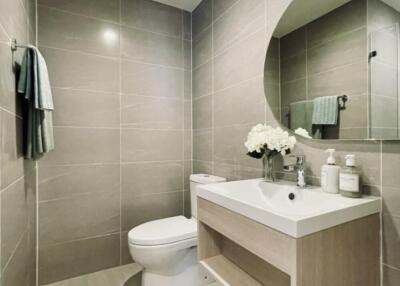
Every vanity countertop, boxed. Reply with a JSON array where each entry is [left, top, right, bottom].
[[197, 179, 381, 238]]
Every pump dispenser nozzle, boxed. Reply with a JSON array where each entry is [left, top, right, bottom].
[[325, 149, 336, 165]]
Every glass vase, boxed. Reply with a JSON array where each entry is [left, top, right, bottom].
[[263, 154, 277, 182]]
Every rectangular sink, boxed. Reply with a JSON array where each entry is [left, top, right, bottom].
[[197, 179, 381, 238]]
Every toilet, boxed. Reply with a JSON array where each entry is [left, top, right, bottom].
[[128, 174, 226, 286]]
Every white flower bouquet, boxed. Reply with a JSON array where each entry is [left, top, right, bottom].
[[244, 124, 296, 181]]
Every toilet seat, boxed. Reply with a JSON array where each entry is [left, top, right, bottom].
[[128, 216, 197, 246]]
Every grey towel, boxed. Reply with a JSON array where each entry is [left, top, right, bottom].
[[18, 47, 54, 160], [312, 96, 339, 125]]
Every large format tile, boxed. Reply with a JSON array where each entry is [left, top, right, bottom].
[[192, 61, 212, 99], [0, 0, 28, 44], [1, 232, 31, 286], [39, 190, 119, 245], [39, 234, 120, 285], [121, 95, 183, 129], [52, 89, 120, 127], [1, 112, 24, 189], [121, 0, 182, 38], [382, 141, 400, 188], [121, 26, 183, 68], [193, 95, 212, 129], [122, 60, 183, 98], [122, 161, 183, 196], [122, 129, 182, 162], [383, 265, 400, 286], [41, 47, 119, 92], [1, 178, 29, 269], [183, 11, 192, 41], [213, 0, 239, 21], [40, 127, 120, 165], [38, 0, 120, 23], [307, 28, 367, 75], [122, 191, 183, 231], [193, 129, 212, 162], [38, 6, 120, 57], [214, 28, 267, 91], [213, 0, 265, 55], [214, 77, 265, 127], [192, 0, 212, 39], [38, 164, 120, 201], [280, 27, 306, 59], [0, 43, 22, 115], [0, 22, 9, 42], [307, 61, 368, 99], [307, 0, 366, 48], [382, 214, 400, 269], [280, 51, 306, 83], [192, 26, 212, 69]]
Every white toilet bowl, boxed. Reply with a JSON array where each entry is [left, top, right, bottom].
[[128, 216, 198, 286], [128, 174, 226, 286]]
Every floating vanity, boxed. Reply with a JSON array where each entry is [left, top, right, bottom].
[[196, 179, 381, 286]]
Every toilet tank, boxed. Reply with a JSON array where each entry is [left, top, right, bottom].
[[190, 174, 226, 219]]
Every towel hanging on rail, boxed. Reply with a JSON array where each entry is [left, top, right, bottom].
[[17, 46, 54, 160]]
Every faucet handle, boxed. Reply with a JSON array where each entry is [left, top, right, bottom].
[[296, 155, 305, 165]]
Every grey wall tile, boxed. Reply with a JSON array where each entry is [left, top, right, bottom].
[[38, 6, 120, 57], [121, 95, 183, 129], [214, 77, 265, 127], [184, 40, 192, 71], [52, 89, 120, 127], [193, 95, 212, 129], [192, 61, 212, 99], [121, 26, 183, 68], [0, 0, 28, 44], [183, 11, 192, 41], [122, 161, 183, 196], [280, 51, 306, 83], [307, 61, 368, 99], [0, 43, 22, 115], [1, 112, 24, 189], [214, 124, 262, 169], [0, 23, 9, 42], [41, 47, 119, 92], [382, 214, 400, 269], [39, 234, 120, 285], [383, 264, 400, 286], [38, 164, 120, 201], [193, 129, 212, 161], [121, 0, 182, 38], [280, 79, 307, 107], [307, 0, 366, 48], [192, 0, 212, 39], [280, 27, 306, 59], [213, 0, 239, 21], [193, 26, 212, 69], [1, 178, 29, 269], [213, 0, 265, 55], [122, 129, 183, 162], [383, 142, 400, 188], [122, 191, 183, 231], [184, 130, 192, 161], [193, 160, 213, 174], [184, 100, 192, 130], [214, 28, 267, 91], [184, 70, 192, 100], [121, 231, 133, 265], [307, 28, 367, 75], [39, 190, 120, 245], [122, 60, 183, 98], [38, 0, 120, 23], [40, 127, 120, 165], [1, 232, 31, 286]]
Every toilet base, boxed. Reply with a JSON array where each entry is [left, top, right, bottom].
[[141, 246, 198, 286]]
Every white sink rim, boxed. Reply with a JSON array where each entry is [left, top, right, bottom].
[[197, 179, 381, 238]]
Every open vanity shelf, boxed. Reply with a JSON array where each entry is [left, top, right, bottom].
[[197, 197, 380, 286]]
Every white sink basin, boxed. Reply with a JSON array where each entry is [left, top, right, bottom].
[[197, 179, 381, 238]]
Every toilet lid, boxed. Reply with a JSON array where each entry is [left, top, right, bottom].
[[128, 216, 197, 246]]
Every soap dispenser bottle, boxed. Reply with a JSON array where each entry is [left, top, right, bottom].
[[339, 154, 362, 198], [321, 149, 340, 193]]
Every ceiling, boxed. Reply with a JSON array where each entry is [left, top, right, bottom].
[[274, 0, 352, 37], [152, 0, 202, 12], [382, 0, 400, 12]]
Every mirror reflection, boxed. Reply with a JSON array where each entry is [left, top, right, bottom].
[[264, 0, 400, 140]]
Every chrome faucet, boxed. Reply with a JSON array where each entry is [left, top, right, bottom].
[[283, 155, 307, 188]]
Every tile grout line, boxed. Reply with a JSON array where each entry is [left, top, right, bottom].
[[181, 10, 185, 216], [119, 0, 123, 266], [211, 0, 215, 174], [35, 0, 40, 283]]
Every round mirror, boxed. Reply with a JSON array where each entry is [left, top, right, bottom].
[[264, 0, 400, 140]]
